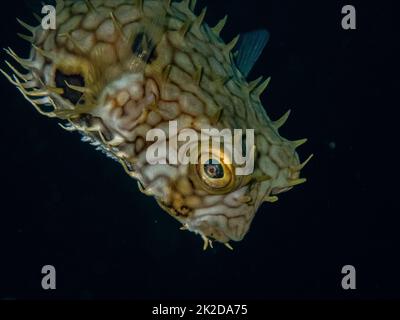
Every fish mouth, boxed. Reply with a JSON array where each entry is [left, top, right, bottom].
[[156, 198, 193, 221], [185, 213, 242, 244]]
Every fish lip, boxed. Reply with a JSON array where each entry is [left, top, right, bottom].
[[186, 212, 245, 243]]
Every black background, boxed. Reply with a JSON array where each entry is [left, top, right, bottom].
[[0, 0, 398, 300]]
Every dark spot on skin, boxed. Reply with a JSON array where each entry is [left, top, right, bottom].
[[169, 204, 191, 217], [177, 206, 190, 217], [131, 32, 157, 63], [55, 69, 85, 105]]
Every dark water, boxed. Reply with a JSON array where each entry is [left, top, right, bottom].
[[0, 0, 397, 300]]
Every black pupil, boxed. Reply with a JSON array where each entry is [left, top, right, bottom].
[[55, 70, 85, 105], [204, 160, 224, 179]]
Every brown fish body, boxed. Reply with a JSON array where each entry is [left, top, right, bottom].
[[2, 0, 311, 249]]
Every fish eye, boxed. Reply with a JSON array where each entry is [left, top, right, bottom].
[[195, 154, 235, 192], [204, 160, 224, 179], [55, 69, 85, 105]]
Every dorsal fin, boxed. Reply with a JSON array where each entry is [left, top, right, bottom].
[[234, 29, 270, 78]]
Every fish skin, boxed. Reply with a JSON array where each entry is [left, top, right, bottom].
[[2, 0, 309, 247]]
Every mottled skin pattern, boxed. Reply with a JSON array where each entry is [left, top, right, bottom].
[[2, 0, 311, 249]]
